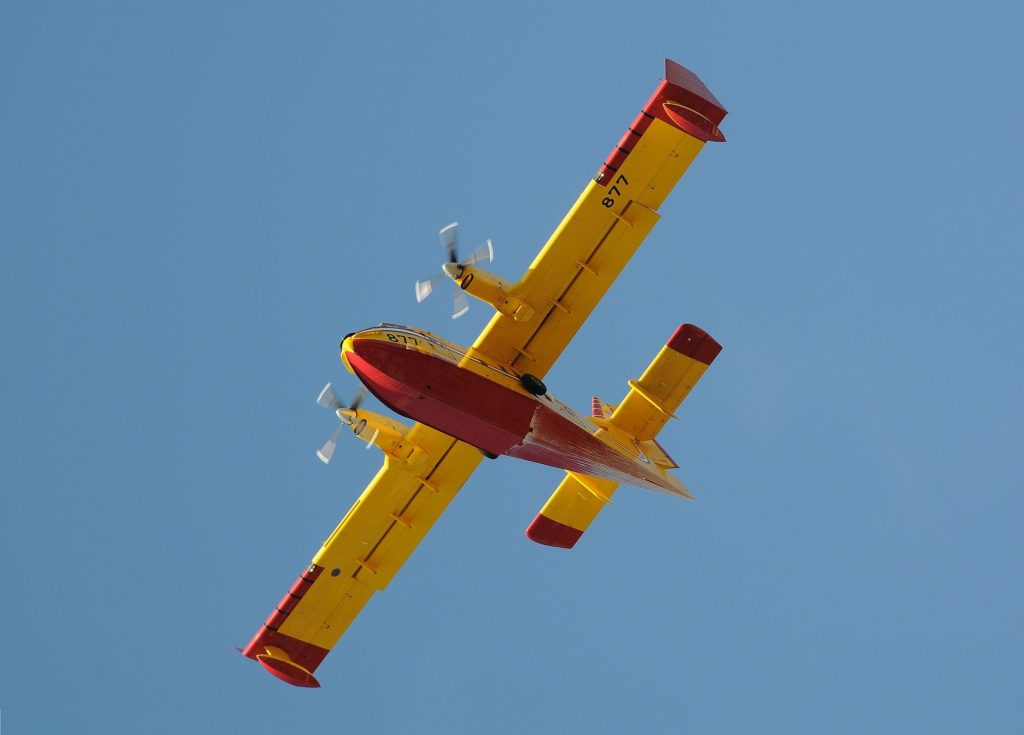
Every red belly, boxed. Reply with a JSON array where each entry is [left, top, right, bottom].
[[346, 337, 536, 456], [345, 336, 674, 492]]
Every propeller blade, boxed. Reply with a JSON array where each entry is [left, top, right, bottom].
[[462, 239, 494, 267], [452, 288, 469, 319], [439, 222, 459, 263], [316, 383, 341, 411], [316, 425, 344, 464], [364, 427, 380, 449], [349, 388, 367, 412], [415, 274, 446, 303]]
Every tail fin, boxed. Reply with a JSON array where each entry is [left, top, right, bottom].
[[590, 396, 619, 420]]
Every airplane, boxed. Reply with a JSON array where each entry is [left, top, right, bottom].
[[241, 58, 727, 688]]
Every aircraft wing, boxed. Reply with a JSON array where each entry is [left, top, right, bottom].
[[468, 59, 726, 379], [241, 423, 483, 687]]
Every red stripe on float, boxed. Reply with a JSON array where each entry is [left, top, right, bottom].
[[256, 653, 321, 688], [241, 626, 331, 682]]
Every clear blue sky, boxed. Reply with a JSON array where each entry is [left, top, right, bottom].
[[2, 1, 1021, 732]]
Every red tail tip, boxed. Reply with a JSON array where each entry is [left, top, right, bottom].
[[667, 324, 722, 365], [526, 514, 583, 549]]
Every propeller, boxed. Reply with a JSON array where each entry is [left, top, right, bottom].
[[315, 383, 371, 463], [414, 221, 494, 319]]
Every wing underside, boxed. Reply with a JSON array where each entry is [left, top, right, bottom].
[[241, 424, 483, 686], [468, 60, 726, 378]]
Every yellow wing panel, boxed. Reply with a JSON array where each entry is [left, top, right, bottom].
[[241, 423, 483, 685], [470, 121, 705, 379]]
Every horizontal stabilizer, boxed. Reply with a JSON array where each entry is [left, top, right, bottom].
[[608, 323, 721, 441], [527, 323, 718, 548], [526, 472, 619, 549]]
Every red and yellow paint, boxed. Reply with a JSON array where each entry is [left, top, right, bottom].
[[242, 59, 727, 686]]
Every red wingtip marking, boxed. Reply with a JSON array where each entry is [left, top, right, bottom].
[[598, 59, 726, 183], [256, 655, 321, 688], [661, 58, 727, 142], [242, 627, 330, 684], [667, 324, 722, 365], [526, 514, 584, 549], [664, 59, 728, 121], [242, 565, 331, 685]]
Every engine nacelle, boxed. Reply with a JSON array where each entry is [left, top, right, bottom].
[[338, 407, 424, 466], [443, 263, 535, 322]]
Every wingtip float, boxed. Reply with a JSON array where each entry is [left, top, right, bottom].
[[256, 648, 322, 688], [241, 57, 727, 687]]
